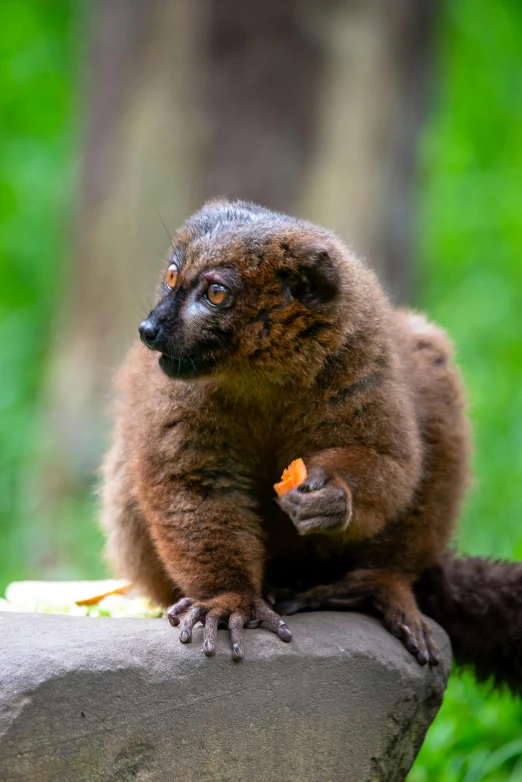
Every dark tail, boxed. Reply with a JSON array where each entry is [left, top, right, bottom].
[[415, 551, 522, 694]]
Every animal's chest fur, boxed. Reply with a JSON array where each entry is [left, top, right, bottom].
[[169, 388, 356, 489], [220, 397, 355, 585], [261, 500, 351, 590]]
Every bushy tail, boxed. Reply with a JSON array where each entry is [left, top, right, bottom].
[[415, 551, 522, 694]]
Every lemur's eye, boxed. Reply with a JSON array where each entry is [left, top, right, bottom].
[[165, 263, 178, 289], [205, 283, 230, 306]]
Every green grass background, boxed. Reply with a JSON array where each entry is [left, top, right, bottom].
[[410, 0, 522, 778], [0, 0, 521, 778], [0, 0, 106, 589]]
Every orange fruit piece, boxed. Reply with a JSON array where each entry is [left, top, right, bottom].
[[75, 580, 131, 605], [274, 458, 308, 497], [4, 579, 132, 608]]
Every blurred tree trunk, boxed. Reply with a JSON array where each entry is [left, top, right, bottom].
[[201, 0, 433, 301], [36, 0, 434, 560], [40, 0, 202, 506]]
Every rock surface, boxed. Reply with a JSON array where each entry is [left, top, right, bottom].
[[0, 611, 451, 782]]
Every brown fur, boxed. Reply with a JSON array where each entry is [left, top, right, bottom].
[[100, 199, 473, 666]]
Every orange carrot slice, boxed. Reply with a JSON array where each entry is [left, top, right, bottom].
[[274, 458, 308, 497]]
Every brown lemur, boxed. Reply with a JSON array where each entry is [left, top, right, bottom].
[[100, 199, 522, 688]]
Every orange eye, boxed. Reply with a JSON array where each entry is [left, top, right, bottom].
[[206, 283, 230, 306], [165, 263, 178, 289]]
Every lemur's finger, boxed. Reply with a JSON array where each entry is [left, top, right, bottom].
[[202, 612, 220, 656], [179, 606, 206, 643], [229, 612, 247, 660], [255, 601, 292, 641], [167, 597, 194, 626]]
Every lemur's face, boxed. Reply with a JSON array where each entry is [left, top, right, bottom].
[[139, 202, 346, 382]]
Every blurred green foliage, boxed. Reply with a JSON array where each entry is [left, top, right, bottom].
[[411, 673, 522, 781], [410, 0, 522, 779], [0, 0, 104, 587], [0, 0, 521, 779], [418, 0, 522, 562]]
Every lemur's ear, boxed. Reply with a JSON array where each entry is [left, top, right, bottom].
[[278, 247, 338, 307]]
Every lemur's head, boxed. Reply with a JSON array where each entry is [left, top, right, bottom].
[[139, 200, 377, 384]]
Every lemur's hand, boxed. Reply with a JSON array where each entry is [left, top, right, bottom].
[[167, 593, 292, 660], [278, 466, 352, 535]]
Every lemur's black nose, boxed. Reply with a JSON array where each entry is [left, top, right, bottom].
[[139, 318, 160, 349]]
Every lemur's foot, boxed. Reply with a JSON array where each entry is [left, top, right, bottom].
[[276, 568, 440, 666], [384, 605, 440, 666]]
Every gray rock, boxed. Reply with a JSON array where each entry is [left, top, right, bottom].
[[0, 611, 450, 782]]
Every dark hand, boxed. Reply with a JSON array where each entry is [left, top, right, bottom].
[[278, 466, 352, 535]]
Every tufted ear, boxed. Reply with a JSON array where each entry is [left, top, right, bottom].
[[278, 247, 339, 308]]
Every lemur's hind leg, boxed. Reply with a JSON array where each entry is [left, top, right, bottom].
[[276, 569, 440, 666]]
